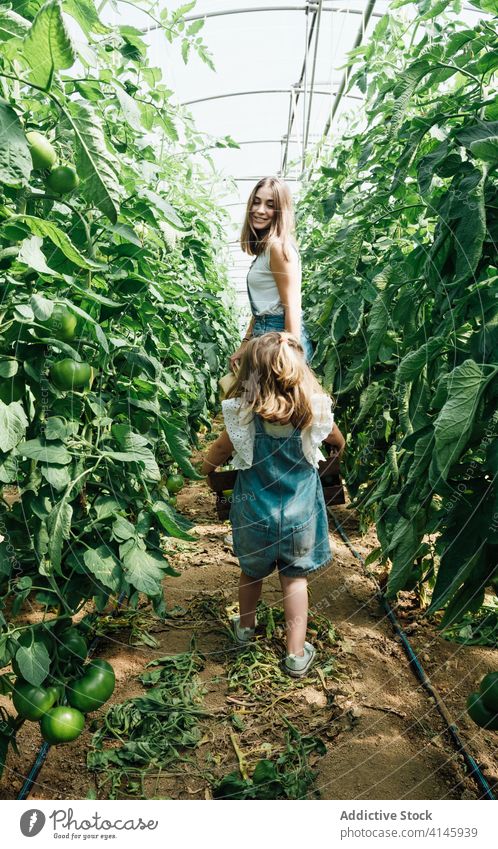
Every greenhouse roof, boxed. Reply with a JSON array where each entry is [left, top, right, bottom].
[[107, 1, 488, 314]]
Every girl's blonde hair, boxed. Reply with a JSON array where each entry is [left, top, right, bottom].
[[240, 176, 296, 262], [226, 332, 326, 429]]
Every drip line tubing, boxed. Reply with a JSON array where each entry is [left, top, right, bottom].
[[329, 509, 495, 801]]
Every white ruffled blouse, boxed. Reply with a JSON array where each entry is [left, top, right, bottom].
[[221, 393, 334, 470]]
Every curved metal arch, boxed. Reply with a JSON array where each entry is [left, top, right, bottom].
[[142, 4, 385, 33], [181, 88, 362, 106]]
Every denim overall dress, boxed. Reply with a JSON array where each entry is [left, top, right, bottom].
[[229, 414, 331, 579]]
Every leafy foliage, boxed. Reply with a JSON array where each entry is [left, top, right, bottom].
[[298, 2, 498, 620], [0, 0, 238, 685]]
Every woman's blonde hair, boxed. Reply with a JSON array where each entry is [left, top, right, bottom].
[[240, 176, 296, 262], [226, 332, 326, 429]]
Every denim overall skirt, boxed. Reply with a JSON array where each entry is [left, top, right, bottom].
[[230, 414, 331, 579], [246, 270, 314, 363]]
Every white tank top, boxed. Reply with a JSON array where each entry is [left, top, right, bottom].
[[246, 242, 301, 316]]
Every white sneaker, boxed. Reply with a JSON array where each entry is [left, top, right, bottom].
[[283, 641, 316, 678], [231, 614, 257, 646]]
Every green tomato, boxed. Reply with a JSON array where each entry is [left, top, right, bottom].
[[35, 305, 77, 342], [480, 672, 498, 714], [26, 131, 57, 171], [12, 680, 56, 720], [44, 684, 64, 706], [58, 629, 88, 664], [166, 474, 184, 495], [40, 706, 85, 744], [50, 359, 94, 392], [46, 165, 80, 195], [466, 692, 498, 730], [67, 659, 115, 713]]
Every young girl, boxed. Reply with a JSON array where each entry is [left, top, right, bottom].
[[229, 176, 314, 370], [201, 332, 345, 678]]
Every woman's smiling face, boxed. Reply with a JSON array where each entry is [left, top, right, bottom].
[[250, 183, 275, 231]]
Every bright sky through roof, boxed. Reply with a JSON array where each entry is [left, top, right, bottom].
[[101, 1, 487, 322]]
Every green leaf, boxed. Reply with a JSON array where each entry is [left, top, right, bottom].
[[16, 438, 71, 463], [114, 84, 143, 132], [386, 515, 424, 596], [160, 418, 202, 479], [17, 234, 61, 275], [30, 293, 54, 320], [66, 100, 121, 224], [63, 0, 109, 36], [47, 495, 73, 573], [470, 136, 498, 164], [428, 540, 486, 616], [187, 19, 204, 36], [434, 361, 497, 475], [83, 545, 121, 592], [142, 189, 187, 231], [14, 641, 50, 686], [112, 515, 136, 543], [452, 173, 486, 284], [151, 500, 195, 541], [92, 495, 126, 520], [120, 539, 174, 597], [40, 462, 71, 490], [0, 99, 32, 187], [0, 8, 30, 42], [396, 338, 446, 385], [0, 360, 18, 378], [12, 214, 102, 269], [0, 401, 28, 452], [22, 0, 76, 90], [470, 0, 498, 14]]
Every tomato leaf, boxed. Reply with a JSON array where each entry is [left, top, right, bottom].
[[0, 401, 28, 452], [83, 546, 122, 593], [151, 500, 196, 541], [14, 640, 50, 686], [0, 99, 32, 187], [66, 100, 121, 224], [47, 496, 73, 574], [12, 215, 102, 269], [21, 0, 76, 90]]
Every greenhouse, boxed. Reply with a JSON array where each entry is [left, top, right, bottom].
[[0, 0, 497, 813]]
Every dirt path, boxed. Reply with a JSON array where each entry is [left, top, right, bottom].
[[1, 462, 497, 800]]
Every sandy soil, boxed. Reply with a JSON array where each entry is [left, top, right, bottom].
[[1, 449, 497, 800]]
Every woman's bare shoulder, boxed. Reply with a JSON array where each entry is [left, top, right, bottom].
[[268, 238, 299, 265]]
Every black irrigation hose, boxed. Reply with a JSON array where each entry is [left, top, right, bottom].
[[17, 592, 127, 801], [329, 509, 496, 801]]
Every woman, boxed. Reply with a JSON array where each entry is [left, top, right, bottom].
[[229, 176, 313, 371]]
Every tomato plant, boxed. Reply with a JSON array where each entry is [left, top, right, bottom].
[[0, 0, 238, 774], [298, 0, 498, 624]]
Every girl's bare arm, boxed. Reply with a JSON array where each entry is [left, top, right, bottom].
[[324, 423, 345, 457], [200, 430, 235, 476]]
